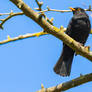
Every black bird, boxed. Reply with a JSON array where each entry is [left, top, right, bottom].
[[54, 7, 91, 77]]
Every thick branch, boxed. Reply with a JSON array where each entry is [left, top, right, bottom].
[[10, 0, 92, 61], [37, 73, 92, 92]]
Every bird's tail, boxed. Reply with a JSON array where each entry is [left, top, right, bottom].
[[53, 45, 74, 77]]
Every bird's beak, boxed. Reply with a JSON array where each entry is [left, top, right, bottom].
[[69, 7, 75, 11]]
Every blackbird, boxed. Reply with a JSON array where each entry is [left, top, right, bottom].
[[54, 7, 91, 77]]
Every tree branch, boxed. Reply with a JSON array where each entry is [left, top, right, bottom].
[[0, 11, 24, 29], [8, 0, 92, 91], [37, 73, 92, 92], [0, 27, 64, 45], [0, 26, 92, 45], [0, 13, 11, 16], [37, 6, 92, 13], [10, 0, 92, 61], [35, 0, 43, 11], [0, 31, 47, 45]]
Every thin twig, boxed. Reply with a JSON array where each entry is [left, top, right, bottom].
[[0, 12, 24, 29], [37, 7, 92, 13], [0, 13, 11, 16], [0, 31, 48, 45], [38, 9, 71, 13], [35, 0, 43, 11], [1, 27, 92, 45]]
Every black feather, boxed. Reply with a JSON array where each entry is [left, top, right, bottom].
[[53, 7, 91, 77]]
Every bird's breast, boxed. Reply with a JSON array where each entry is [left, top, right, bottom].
[[68, 18, 90, 44]]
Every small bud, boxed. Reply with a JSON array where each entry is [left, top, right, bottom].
[[39, 2, 43, 6], [47, 6, 50, 11], [41, 84, 44, 89]]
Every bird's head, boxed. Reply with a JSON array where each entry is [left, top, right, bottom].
[[69, 7, 86, 15]]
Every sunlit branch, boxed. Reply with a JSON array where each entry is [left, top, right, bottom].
[[37, 6, 92, 13], [0, 11, 24, 29], [35, 0, 43, 11], [0, 31, 48, 45], [37, 73, 92, 92]]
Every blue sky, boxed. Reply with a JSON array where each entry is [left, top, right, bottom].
[[0, 0, 92, 92]]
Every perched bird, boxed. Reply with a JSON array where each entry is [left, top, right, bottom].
[[53, 7, 91, 77]]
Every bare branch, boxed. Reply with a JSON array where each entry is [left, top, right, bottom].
[[0, 11, 24, 29], [35, 0, 43, 11], [0, 31, 47, 45], [38, 8, 71, 13], [0, 13, 11, 16], [1, 25, 92, 45], [37, 6, 92, 13], [10, 0, 92, 62], [37, 73, 92, 92], [0, 26, 64, 45]]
